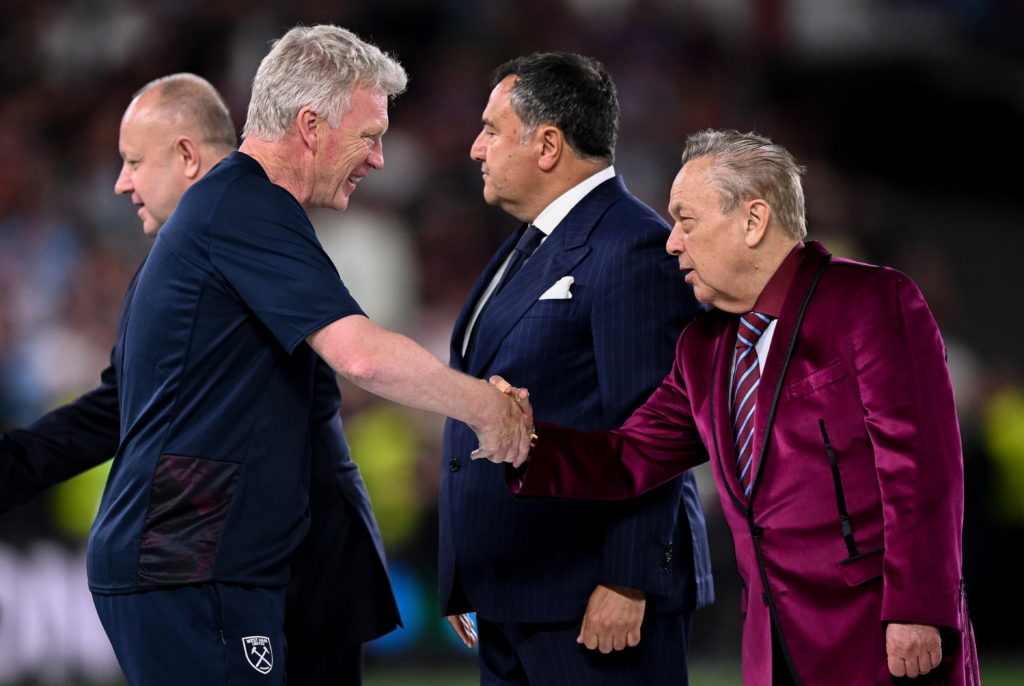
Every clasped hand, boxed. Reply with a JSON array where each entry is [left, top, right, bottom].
[[886, 622, 942, 678], [469, 375, 534, 468]]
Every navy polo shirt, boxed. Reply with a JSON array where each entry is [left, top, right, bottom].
[[87, 152, 364, 593]]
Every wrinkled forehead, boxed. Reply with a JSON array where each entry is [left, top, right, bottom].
[[342, 85, 390, 124], [668, 158, 717, 208]]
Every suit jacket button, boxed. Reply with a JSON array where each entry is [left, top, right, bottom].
[[661, 543, 673, 570], [449, 458, 461, 472]]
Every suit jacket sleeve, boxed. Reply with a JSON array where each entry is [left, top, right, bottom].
[[586, 225, 700, 594], [512, 328, 708, 501], [852, 269, 964, 629], [285, 360, 400, 647], [0, 358, 120, 512]]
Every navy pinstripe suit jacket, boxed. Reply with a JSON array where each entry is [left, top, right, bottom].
[[440, 176, 713, 623]]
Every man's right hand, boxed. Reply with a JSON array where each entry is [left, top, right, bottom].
[[491, 375, 534, 430], [309, 316, 535, 465], [469, 377, 534, 467]]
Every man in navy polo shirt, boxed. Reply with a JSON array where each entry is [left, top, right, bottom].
[[86, 25, 532, 686], [2, 72, 403, 685]]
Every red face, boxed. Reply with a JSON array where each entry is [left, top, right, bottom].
[[665, 156, 757, 313], [309, 85, 389, 211], [114, 95, 190, 236]]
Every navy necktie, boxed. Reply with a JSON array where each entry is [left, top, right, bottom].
[[491, 224, 545, 298], [732, 311, 773, 498], [465, 224, 545, 360]]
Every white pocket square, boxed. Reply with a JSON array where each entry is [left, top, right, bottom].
[[538, 276, 574, 300]]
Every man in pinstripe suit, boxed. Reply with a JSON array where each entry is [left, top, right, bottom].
[[439, 53, 713, 685]]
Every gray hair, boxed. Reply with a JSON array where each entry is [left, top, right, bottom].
[[242, 24, 408, 141], [681, 129, 807, 240], [135, 73, 237, 151]]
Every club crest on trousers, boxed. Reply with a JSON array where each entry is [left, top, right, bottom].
[[242, 636, 273, 674]]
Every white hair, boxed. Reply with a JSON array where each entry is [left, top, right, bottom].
[[682, 129, 808, 240], [242, 24, 407, 141]]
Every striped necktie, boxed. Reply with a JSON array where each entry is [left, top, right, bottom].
[[732, 311, 773, 498]]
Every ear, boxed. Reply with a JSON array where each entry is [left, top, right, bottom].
[[536, 125, 562, 172], [175, 137, 202, 180], [743, 199, 771, 248], [296, 106, 320, 152]]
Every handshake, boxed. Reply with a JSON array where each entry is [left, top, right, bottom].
[[469, 375, 535, 468]]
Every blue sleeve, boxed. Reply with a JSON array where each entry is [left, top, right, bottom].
[[209, 184, 365, 354]]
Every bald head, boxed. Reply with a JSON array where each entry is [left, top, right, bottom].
[[115, 73, 238, 236], [132, 73, 237, 151]]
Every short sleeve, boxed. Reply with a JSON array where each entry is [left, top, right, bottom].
[[209, 183, 365, 354]]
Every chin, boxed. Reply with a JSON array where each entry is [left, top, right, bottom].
[[692, 287, 718, 307], [320, 197, 350, 211], [334, 192, 353, 210]]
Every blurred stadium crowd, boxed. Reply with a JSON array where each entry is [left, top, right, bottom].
[[1, 0, 1022, 682]]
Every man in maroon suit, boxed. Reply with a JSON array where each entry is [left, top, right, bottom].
[[487, 130, 980, 685]]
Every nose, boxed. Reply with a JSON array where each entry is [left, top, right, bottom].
[[666, 223, 685, 256], [114, 163, 132, 195], [469, 130, 486, 161], [368, 139, 384, 170]]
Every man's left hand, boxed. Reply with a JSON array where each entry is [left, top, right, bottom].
[[446, 613, 478, 648], [577, 584, 645, 653], [886, 622, 942, 678]]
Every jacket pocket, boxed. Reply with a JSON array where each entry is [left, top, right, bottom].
[[819, 419, 884, 566], [522, 298, 577, 318], [839, 546, 884, 586], [785, 359, 847, 400], [138, 454, 240, 585]]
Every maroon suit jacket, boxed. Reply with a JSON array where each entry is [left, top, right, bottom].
[[513, 241, 979, 685]]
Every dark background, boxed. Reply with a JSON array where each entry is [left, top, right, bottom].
[[1, 0, 1021, 682]]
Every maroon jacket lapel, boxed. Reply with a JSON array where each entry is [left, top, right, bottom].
[[709, 316, 747, 509], [747, 241, 832, 502]]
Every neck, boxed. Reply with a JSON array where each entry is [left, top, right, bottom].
[[741, 237, 800, 311], [239, 135, 312, 207], [523, 158, 609, 222], [196, 145, 236, 179]]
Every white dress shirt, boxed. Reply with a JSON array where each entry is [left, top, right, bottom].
[[460, 166, 617, 356]]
